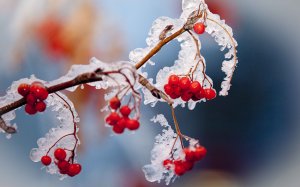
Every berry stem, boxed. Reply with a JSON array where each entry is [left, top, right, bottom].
[[0, 5, 204, 133], [170, 105, 184, 149]]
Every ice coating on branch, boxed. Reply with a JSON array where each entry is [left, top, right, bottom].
[[205, 10, 238, 96], [129, 0, 237, 107], [50, 57, 137, 91], [30, 92, 79, 178], [143, 114, 200, 185], [143, 114, 179, 184]]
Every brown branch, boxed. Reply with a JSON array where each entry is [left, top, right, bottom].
[[135, 27, 186, 69], [138, 74, 173, 105], [0, 8, 205, 133]]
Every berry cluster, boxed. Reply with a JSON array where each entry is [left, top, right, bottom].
[[18, 82, 49, 115], [105, 97, 140, 134], [164, 75, 216, 101], [41, 148, 82, 177], [163, 146, 207, 176]]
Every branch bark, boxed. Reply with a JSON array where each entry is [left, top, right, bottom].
[[0, 25, 187, 133]]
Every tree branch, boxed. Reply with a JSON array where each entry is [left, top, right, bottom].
[[0, 25, 188, 133]]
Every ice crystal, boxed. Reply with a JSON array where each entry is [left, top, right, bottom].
[[30, 92, 79, 178], [143, 114, 201, 185], [129, 0, 237, 107]]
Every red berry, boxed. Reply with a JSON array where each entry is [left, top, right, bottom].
[[181, 90, 193, 102], [59, 169, 68, 175], [26, 94, 37, 105], [173, 86, 182, 97], [126, 119, 140, 131], [194, 89, 205, 100], [109, 97, 121, 110], [105, 112, 120, 126], [179, 77, 191, 90], [184, 148, 195, 162], [168, 75, 179, 87], [54, 148, 67, 161], [25, 104, 37, 115], [194, 146, 207, 161], [112, 125, 125, 134], [182, 161, 194, 171], [189, 81, 201, 94], [35, 101, 46, 112], [18, 83, 30, 97], [30, 82, 48, 100], [164, 84, 173, 95], [163, 159, 173, 170], [191, 95, 199, 101], [41, 155, 52, 166], [58, 160, 70, 172], [169, 93, 179, 99], [120, 106, 131, 117], [174, 161, 186, 176], [67, 163, 81, 177], [193, 22, 206, 35], [204, 88, 217, 100], [116, 117, 128, 129]]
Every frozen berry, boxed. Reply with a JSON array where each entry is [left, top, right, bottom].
[[189, 81, 201, 94], [41, 155, 52, 166], [194, 89, 205, 100], [163, 159, 173, 170], [174, 161, 186, 176], [116, 117, 128, 129], [58, 160, 70, 172], [193, 22, 205, 35], [54, 148, 66, 161], [182, 161, 194, 171], [30, 82, 48, 100], [173, 86, 182, 97], [164, 84, 173, 95], [109, 97, 121, 110], [204, 88, 216, 100], [25, 104, 37, 115], [120, 106, 131, 117], [18, 83, 30, 97], [194, 146, 207, 161], [35, 101, 46, 112], [105, 112, 121, 126], [26, 94, 37, 105], [126, 119, 140, 131], [184, 148, 195, 162], [67, 163, 81, 177], [112, 125, 125, 134], [168, 75, 179, 87], [179, 77, 191, 90], [181, 90, 193, 102]]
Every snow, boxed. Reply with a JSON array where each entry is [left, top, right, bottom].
[[30, 92, 79, 178], [143, 114, 201, 185]]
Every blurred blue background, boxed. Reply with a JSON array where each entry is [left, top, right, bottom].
[[0, 0, 300, 186]]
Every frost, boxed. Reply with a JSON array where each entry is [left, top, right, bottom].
[[128, 0, 237, 107], [143, 114, 179, 184], [143, 114, 201, 185], [50, 57, 137, 92], [30, 92, 79, 178], [205, 10, 238, 96]]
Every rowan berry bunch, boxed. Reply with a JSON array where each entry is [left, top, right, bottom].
[[163, 146, 207, 176], [164, 75, 216, 102], [0, 0, 238, 184], [41, 148, 82, 177], [106, 96, 140, 134], [18, 82, 49, 115]]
